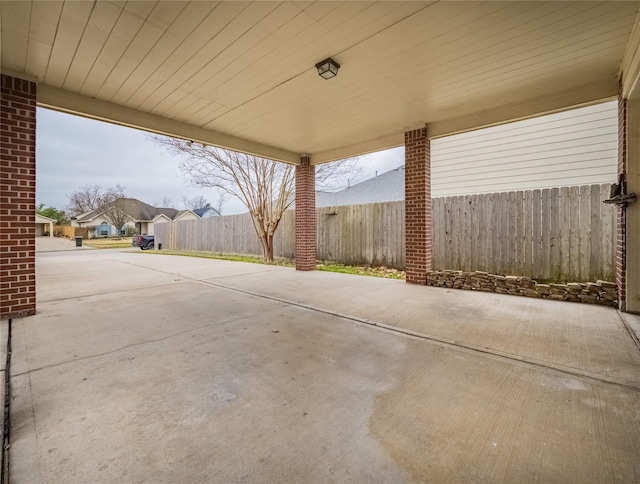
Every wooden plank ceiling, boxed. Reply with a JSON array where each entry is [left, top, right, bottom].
[[1, 1, 639, 163]]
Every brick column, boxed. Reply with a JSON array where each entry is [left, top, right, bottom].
[[405, 127, 431, 284], [0, 75, 37, 319], [616, 94, 627, 311], [295, 156, 316, 271]]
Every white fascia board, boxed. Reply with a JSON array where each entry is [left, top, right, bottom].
[[35, 213, 56, 223], [77, 214, 98, 223], [172, 210, 197, 222], [312, 79, 617, 165], [428, 79, 618, 139], [0, 68, 37, 82], [311, 132, 404, 165], [37, 85, 300, 164], [621, 10, 640, 99], [38, 78, 617, 167]]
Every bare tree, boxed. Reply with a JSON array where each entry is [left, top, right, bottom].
[[214, 192, 229, 215], [67, 185, 126, 216], [153, 136, 359, 262], [100, 198, 131, 239], [316, 158, 363, 191], [157, 197, 176, 208], [182, 195, 210, 210]]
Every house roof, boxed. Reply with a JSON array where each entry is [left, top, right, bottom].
[[35, 213, 56, 224], [317, 166, 405, 207], [76, 198, 180, 223], [151, 213, 172, 222], [172, 210, 198, 221], [154, 207, 179, 219], [193, 207, 221, 217]]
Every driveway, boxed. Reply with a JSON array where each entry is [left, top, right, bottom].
[[4, 246, 640, 483], [35, 236, 93, 252]]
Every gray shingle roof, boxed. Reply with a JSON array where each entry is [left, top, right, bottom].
[[154, 207, 179, 219], [76, 198, 181, 222], [193, 207, 221, 217], [317, 165, 405, 207]]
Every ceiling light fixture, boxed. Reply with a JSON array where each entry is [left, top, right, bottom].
[[315, 58, 340, 79]]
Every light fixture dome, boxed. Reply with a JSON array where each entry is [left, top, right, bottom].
[[315, 58, 340, 79]]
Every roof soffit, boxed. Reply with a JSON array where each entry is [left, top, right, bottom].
[[1, 1, 639, 163]]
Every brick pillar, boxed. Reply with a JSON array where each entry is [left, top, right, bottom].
[[617, 94, 627, 311], [405, 127, 431, 284], [0, 75, 37, 319], [295, 156, 316, 271]]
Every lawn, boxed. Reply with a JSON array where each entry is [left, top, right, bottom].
[[142, 249, 405, 279], [83, 238, 133, 249]]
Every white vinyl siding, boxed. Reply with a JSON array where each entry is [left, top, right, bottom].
[[431, 101, 618, 197]]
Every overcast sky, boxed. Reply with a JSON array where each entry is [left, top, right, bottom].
[[36, 108, 403, 215]]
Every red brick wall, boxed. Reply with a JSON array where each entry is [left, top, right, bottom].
[[295, 156, 316, 271], [405, 127, 431, 284], [617, 95, 627, 311], [1, 75, 37, 318]]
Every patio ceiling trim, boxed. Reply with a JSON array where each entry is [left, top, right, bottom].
[[427, 78, 619, 140], [311, 78, 618, 165], [621, 10, 640, 99], [37, 84, 300, 165], [20, 73, 620, 167], [311, 132, 403, 166]]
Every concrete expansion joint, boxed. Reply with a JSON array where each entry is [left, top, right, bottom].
[[38, 280, 189, 304], [618, 311, 640, 352], [12, 307, 286, 378], [189, 278, 640, 394], [1, 318, 12, 484]]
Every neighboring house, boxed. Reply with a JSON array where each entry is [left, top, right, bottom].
[[317, 101, 618, 206], [174, 210, 199, 222], [150, 209, 198, 229], [193, 207, 221, 218], [35, 214, 55, 237], [74, 198, 199, 238]]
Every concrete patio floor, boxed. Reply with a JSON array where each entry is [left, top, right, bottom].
[[3, 239, 640, 483]]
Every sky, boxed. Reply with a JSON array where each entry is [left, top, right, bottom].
[[36, 108, 403, 215]]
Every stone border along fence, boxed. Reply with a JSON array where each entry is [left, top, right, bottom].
[[427, 270, 618, 307]]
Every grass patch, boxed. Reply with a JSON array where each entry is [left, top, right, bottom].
[[83, 238, 133, 249], [144, 249, 405, 279], [316, 263, 405, 279], [142, 249, 294, 266]]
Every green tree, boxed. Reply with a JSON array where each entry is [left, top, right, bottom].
[[36, 203, 69, 225]]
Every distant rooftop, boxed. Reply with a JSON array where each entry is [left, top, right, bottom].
[[193, 207, 221, 217], [317, 165, 404, 207], [76, 198, 186, 222]]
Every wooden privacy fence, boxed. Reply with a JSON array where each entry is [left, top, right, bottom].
[[155, 212, 295, 258], [316, 203, 405, 268], [432, 184, 615, 282], [155, 204, 403, 267], [53, 225, 89, 239], [155, 183, 616, 282]]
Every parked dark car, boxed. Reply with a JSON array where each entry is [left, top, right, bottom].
[[132, 235, 154, 250]]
